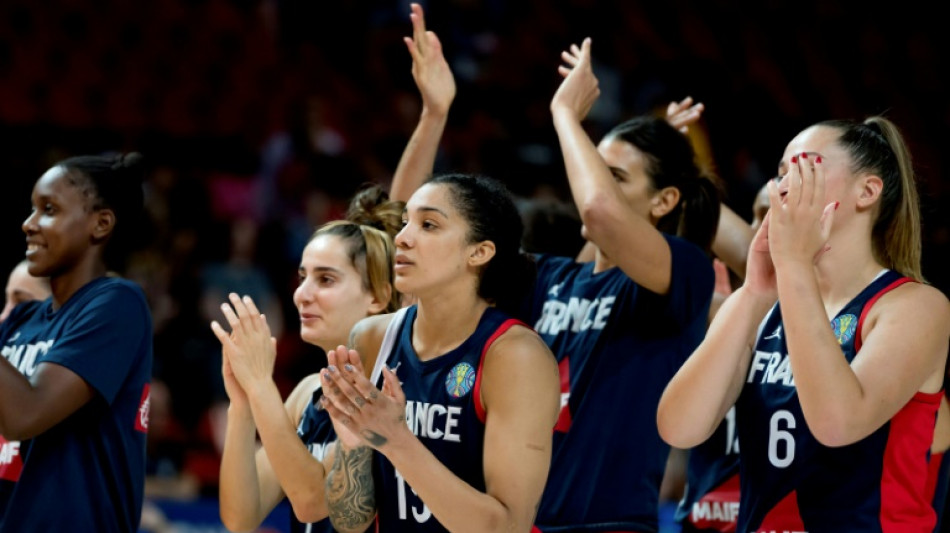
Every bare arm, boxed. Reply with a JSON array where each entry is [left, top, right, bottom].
[[321, 329, 560, 532], [550, 39, 673, 294], [778, 270, 949, 446], [0, 361, 94, 440], [658, 285, 773, 448], [389, 3, 456, 203], [212, 295, 331, 527], [711, 204, 754, 280]]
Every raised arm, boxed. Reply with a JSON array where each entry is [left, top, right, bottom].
[[389, 2, 456, 203], [212, 293, 330, 528], [550, 38, 673, 293], [712, 204, 754, 280], [321, 329, 559, 532], [657, 215, 776, 448], [766, 161, 950, 446]]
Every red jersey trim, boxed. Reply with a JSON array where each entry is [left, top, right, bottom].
[[473, 319, 528, 424], [855, 276, 913, 352]]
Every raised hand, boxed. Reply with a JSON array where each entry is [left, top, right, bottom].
[[321, 346, 408, 451], [404, 2, 456, 117], [210, 293, 278, 395], [666, 96, 704, 134], [766, 153, 837, 269], [550, 37, 599, 122]]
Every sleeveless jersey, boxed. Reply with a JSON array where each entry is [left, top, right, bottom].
[[0, 276, 152, 532], [371, 305, 523, 532], [527, 234, 714, 533], [737, 269, 940, 532]]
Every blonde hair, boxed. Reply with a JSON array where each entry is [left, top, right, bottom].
[[818, 116, 923, 281], [309, 185, 404, 312]]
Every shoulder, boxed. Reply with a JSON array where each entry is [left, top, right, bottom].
[[484, 323, 556, 369], [859, 281, 950, 355], [82, 278, 150, 312], [350, 312, 403, 368], [286, 373, 323, 423], [866, 281, 950, 330]]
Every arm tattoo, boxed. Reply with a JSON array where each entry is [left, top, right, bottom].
[[361, 430, 388, 447], [326, 445, 376, 531]]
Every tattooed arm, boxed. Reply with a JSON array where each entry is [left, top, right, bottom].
[[324, 442, 377, 533], [322, 327, 560, 532]]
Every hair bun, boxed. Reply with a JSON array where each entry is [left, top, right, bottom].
[[111, 152, 144, 171], [345, 184, 404, 239]]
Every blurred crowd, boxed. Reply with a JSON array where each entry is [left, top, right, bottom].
[[1, 0, 948, 504]]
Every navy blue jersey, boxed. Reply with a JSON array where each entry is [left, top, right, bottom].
[[0, 276, 152, 532], [676, 407, 740, 533], [372, 305, 522, 532], [292, 385, 337, 533], [737, 270, 939, 532], [527, 234, 714, 533]]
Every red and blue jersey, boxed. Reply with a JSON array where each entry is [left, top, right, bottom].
[[526, 234, 714, 533], [736, 269, 939, 532], [371, 305, 524, 532], [0, 276, 152, 532]]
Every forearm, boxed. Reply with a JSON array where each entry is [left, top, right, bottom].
[[552, 110, 619, 226], [390, 108, 449, 202], [246, 380, 328, 522], [384, 434, 514, 532], [776, 262, 866, 443], [325, 443, 377, 533], [712, 205, 754, 280], [658, 287, 773, 447], [219, 404, 270, 531], [0, 361, 34, 437]]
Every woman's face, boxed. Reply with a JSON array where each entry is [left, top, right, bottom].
[[22, 166, 98, 279], [293, 234, 383, 350], [776, 125, 853, 208], [596, 136, 660, 223], [393, 183, 475, 297]]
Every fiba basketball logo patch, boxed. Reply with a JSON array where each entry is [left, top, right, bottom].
[[135, 383, 150, 433], [445, 362, 476, 398], [831, 314, 857, 345]]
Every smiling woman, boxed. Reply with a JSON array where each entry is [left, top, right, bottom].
[[0, 152, 153, 532]]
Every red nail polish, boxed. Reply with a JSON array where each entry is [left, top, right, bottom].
[[834, 201, 840, 210], [791, 156, 798, 163], [816, 156, 822, 163], [801, 152, 808, 159]]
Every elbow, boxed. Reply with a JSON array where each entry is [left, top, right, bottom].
[[656, 393, 714, 450], [288, 493, 329, 525], [578, 193, 618, 241], [219, 510, 260, 533], [804, 413, 860, 448]]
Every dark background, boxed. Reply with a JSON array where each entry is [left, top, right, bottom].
[[1, 0, 947, 502]]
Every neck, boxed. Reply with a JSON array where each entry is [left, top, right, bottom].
[[593, 246, 614, 274], [50, 257, 108, 310], [412, 283, 489, 361], [814, 226, 885, 316]]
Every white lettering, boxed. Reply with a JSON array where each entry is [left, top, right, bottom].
[[0, 442, 20, 465], [748, 351, 795, 387], [535, 296, 616, 335], [405, 401, 463, 443]]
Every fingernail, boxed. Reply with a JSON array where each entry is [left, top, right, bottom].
[[801, 152, 808, 159], [344, 364, 355, 372], [816, 156, 822, 164], [791, 156, 798, 163], [834, 201, 840, 210], [328, 365, 338, 373]]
